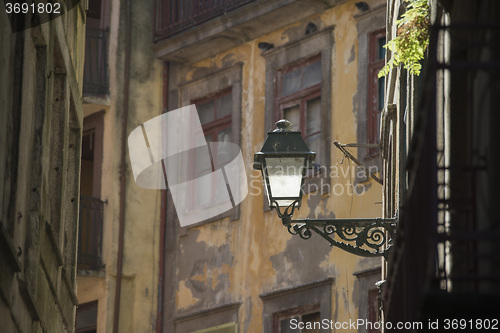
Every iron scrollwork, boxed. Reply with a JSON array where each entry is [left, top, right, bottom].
[[284, 217, 396, 258]]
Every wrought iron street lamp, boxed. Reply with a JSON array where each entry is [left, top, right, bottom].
[[254, 120, 396, 258]]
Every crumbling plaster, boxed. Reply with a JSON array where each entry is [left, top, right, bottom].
[[168, 1, 385, 331]]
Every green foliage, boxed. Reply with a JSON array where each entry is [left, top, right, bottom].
[[379, 0, 430, 77]]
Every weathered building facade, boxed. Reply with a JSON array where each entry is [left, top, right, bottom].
[[74, 0, 164, 332], [0, 4, 86, 333], [153, 0, 389, 332], [382, 0, 500, 328]]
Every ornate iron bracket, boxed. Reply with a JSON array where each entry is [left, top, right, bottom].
[[280, 216, 397, 259]]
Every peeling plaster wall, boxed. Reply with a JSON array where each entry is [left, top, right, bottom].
[[163, 0, 387, 332], [76, 0, 163, 331]]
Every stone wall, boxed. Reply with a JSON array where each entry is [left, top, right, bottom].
[[0, 5, 86, 333]]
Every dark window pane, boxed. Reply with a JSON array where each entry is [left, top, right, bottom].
[[81, 130, 95, 161], [282, 69, 301, 96], [284, 105, 300, 131], [377, 36, 386, 60], [76, 303, 97, 330], [276, 56, 322, 170], [303, 312, 321, 333], [306, 97, 321, 136], [216, 93, 232, 118], [306, 133, 321, 158], [378, 77, 385, 111], [368, 289, 381, 333], [306, 97, 321, 163], [302, 61, 321, 89], [197, 101, 215, 125], [87, 0, 101, 19], [280, 316, 299, 333]]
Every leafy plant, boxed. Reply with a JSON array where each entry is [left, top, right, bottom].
[[378, 0, 430, 77]]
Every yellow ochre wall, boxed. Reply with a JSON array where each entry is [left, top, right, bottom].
[[168, 0, 387, 331]]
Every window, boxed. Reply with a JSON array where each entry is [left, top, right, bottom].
[[273, 304, 321, 333], [194, 88, 233, 163], [191, 88, 234, 209], [76, 301, 98, 333], [261, 278, 333, 333], [355, 7, 385, 177], [367, 29, 386, 156], [368, 289, 381, 333], [264, 29, 333, 194], [178, 64, 243, 224], [276, 55, 322, 168], [353, 266, 381, 333], [78, 111, 104, 271]]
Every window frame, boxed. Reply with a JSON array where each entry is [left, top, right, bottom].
[[355, 5, 385, 181], [275, 54, 322, 124], [190, 87, 234, 211], [82, 111, 104, 199], [368, 289, 381, 333], [178, 64, 243, 227], [275, 55, 322, 170], [367, 28, 386, 157], [264, 28, 333, 197], [353, 266, 382, 333], [193, 87, 233, 148], [260, 278, 333, 333], [75, 300, 98, 333], [78, 111, 104, 271], [273, 303, 321, 333]]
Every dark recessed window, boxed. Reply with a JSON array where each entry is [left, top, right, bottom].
[[76, 301, 98, 333], [367, 29, 386, 156], [368, 289, 381, 333], [276, 55, 322, 168], [273, 303, 321, 333]]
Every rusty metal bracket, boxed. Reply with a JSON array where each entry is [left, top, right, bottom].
[[334, 141, 383, 185]]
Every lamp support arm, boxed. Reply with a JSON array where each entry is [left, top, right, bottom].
[[282, 217, 397, 259], [333, 141, 383, 185]]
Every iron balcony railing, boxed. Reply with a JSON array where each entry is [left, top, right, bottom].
[[78, 196, 104, 271], [83, 28, 109, 96], [154, 0, 256, 41]]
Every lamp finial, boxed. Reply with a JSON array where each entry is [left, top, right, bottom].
[[274, 119, 292, 132]]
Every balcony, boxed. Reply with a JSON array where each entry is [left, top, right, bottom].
[[78, 196, 104, 271], [153, 0, 343, 63], [83, 28, 108, 96], [154, 0, 256, 40]]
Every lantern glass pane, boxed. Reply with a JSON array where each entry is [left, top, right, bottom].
[[265, 157, 305, 207]]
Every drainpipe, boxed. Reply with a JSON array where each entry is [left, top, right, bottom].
[[113, 0, 132, 331], [156, 61, 169, 333]]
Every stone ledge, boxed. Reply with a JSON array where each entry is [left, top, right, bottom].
[[152, 0, 348, 63]]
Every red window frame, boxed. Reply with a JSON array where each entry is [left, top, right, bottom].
[[192, 87, 232, 168], [275, 54, 322, 127], [189, 88, 233, 209], [368, 289, 381, 333], [367, 29, 386, 156], [194, 88, 232, 139], [275, 55, 322, 170]]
